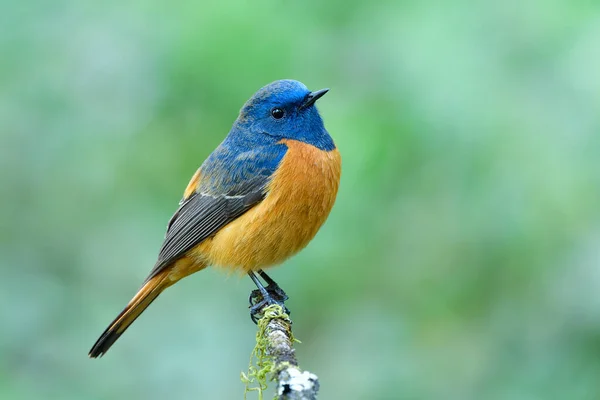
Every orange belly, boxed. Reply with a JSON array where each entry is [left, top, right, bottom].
[[187, 139, 341, 272]]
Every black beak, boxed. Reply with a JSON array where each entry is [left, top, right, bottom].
[[300, 88, 329, 109]]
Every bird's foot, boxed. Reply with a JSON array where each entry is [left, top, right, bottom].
[[249, 284, 290, 324]]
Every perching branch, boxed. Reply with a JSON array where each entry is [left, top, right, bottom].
[[242, 305, 320, 400]]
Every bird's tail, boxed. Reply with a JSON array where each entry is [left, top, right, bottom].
[[88, 270, 171, 358]]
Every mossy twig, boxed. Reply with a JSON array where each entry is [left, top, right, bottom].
[[242, 304, 319, 400]]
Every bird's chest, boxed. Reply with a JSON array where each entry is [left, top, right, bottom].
[[196, 140, 341, 270], [262, 140, 341, 238]]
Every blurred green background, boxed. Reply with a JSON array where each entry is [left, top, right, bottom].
[[2, 0, 600, 399]]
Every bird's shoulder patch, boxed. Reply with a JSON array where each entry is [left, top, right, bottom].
[[182, 168, 202, 202], [199, 141, 288, 196]]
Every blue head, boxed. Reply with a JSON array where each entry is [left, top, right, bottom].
[[232, 80, 335, 151]]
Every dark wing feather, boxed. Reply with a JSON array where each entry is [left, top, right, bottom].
[[144, 141, 289, 282], [144, 187, 263, 283]]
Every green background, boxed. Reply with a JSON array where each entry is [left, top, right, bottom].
[[2, 0, 600, 399]]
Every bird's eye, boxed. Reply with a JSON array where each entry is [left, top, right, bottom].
[[271, 108, 284, 119]]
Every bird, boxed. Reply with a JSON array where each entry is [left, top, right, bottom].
[[88, 79, 341, 358]]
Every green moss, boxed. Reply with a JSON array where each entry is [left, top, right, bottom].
[[241, 304, 295, 400]]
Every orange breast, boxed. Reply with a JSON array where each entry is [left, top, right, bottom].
[[188, 139, 341, 272]]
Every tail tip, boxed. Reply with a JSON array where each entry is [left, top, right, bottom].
[[88, 343, 107, 358], [88, 329, 121, 359], [88, 348, 104, 359]]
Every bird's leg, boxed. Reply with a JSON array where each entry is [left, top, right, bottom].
[[248, 271, 290, 324], [258, 269, 289, 302], [248, 271, 270, 308]]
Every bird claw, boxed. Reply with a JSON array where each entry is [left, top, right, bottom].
[[249, 284, 290, 324]]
